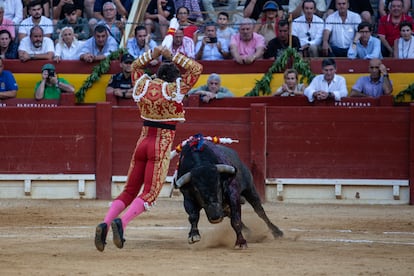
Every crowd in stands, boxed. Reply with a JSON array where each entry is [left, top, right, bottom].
[[0, 0, 411, 101]]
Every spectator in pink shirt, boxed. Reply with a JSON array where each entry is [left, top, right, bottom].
[[0, 4, 15, 40], [230, 18, 265, 64]]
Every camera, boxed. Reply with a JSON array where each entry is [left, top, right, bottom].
[[46, 69, 55, 78], [209, 37, 217, 43]]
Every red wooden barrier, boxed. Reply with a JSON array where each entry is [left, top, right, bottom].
[[0, 97, 412, 203]]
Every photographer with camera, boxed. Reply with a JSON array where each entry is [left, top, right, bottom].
[[35, 63, 75, 100], [195, 22, 230, 61]]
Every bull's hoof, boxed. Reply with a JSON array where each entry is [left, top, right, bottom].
[[234, 237, 247, 249], [234, 242, 248, 250], [272, 228, 284, 238], [188, 234, 201, 244]]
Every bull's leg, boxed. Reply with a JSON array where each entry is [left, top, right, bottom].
[[227, 180, 248, 249], [183, 197, 201, 244], [242, 190, 284, 238]]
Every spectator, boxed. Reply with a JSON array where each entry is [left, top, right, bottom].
[[173, 0, 203, 22], [289, 0, 326, 19], [144, 0, 175, 41], [394, 21, 414, 58], [176, 6, 199, 43], [23, 0, 50, 18], [202, 0, 239, 21], [126, 25, 158, 62], [244, 0, 284, 21], [189, 73, 234, 103], [264, 19, 301, 59], [54, 26, 85, 61], [52, 0, 83, 22], [322, 0, 361, 57], [53, 4, 90, 42], [0, 57, 18, 99], [18, 26, 54, 62], [347, 22, 382, 59], [97, 2, 124, 44], [216, 11, 236, 45], [292, 0, 324, 57], [326, 0, 373, 23], [378, 0, 411, 17], [34, 63, 75, 100], [106, 53, 134, 99], [0, 4, 15, 40], [79, 24, 118, 63], [195, 23, 230, 60], [171, 28, 195, 58], [230, 18, 265, 64], [3, 0, 23, 26], [84, 0, 95, 19], [304, 58, 348, 102], [273, 69, 305, 96], [350, 58, 393, 97], [93, 0, 132, 20], [19, 1, 53, 41], [0, 30, 18, 59], [378, 0, 413, 57], [254, 1, 281, 45]]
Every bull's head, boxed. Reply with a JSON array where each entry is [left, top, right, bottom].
[[176, 164, 236, 223]]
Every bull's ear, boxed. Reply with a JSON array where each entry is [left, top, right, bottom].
[[216, 164, 236, 175]]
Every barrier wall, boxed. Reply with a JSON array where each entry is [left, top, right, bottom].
[[5, 59, 414, 102], [0, 95, 412, 204]]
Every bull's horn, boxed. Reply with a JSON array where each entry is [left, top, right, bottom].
[[216, 164, 236, 174], [175, 172, 191, 188]]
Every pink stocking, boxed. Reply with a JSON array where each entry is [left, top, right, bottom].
[[121, 197, 146, 228], [103, 199, 126, 226]]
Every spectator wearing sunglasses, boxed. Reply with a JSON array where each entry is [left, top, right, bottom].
[[292, 0, 324, 57]]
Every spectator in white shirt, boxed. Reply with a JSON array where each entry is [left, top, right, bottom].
[[18, 1, 53, 41], [171, 28, 195, 59], [3, 0, 23, 26], [304, 58, 348, 102], [18, 25, 54, 62], [292, 0, 324, 57], [322, 0, 361, 57], [54, 26, 85, 62], [289, 0, 326, 19]]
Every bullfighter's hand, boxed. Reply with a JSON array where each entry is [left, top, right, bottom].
[[152, 46, 162, 60], [161, 46, 172, 60]]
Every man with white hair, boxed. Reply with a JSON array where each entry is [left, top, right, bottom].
[[230, 18, 265, 64], [189, 73, 234, 103]]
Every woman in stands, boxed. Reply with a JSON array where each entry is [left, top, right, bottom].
[[394, 21, 414, 59], [176, 6, 199, 43], [54, 26, 85, 61], [0, 30, 18, 59]]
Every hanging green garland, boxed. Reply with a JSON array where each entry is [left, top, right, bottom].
[[75, 48, 127, 103], [394, 83, 414, 102], [245, 47, 314, 97]]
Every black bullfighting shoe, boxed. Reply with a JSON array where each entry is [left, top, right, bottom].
[[111, 218, 125, 249], [94, 222, 108, 252]]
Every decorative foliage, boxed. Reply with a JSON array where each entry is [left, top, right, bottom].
[[394, 83, 414, 102], [75, 48, 127, 103], [245, 47, 315, 97]]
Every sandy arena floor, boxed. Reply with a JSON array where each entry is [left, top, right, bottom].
[[0, 198, 413, 275]]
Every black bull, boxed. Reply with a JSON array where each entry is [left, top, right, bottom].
[[175, 139, 283, 248]]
